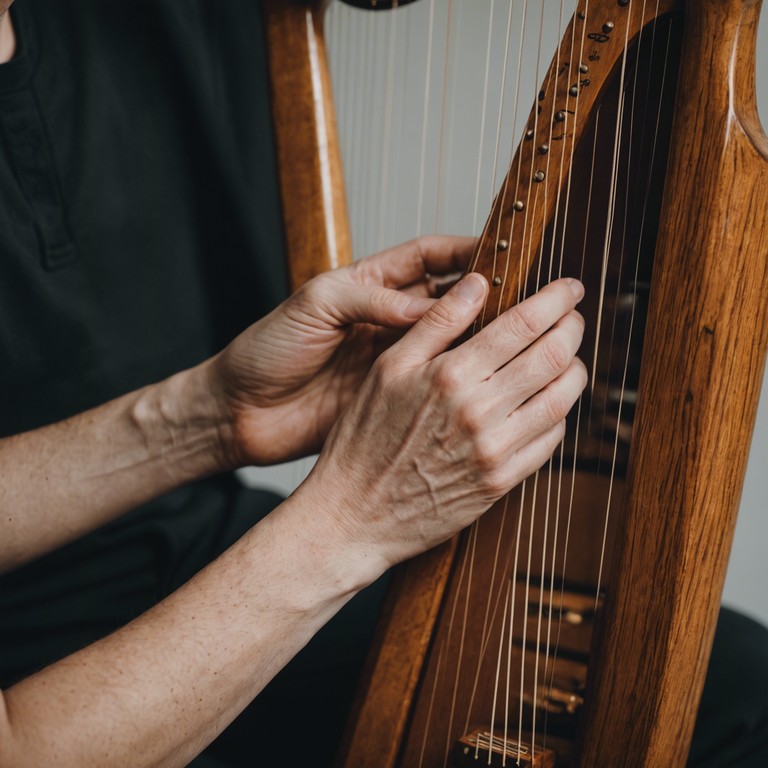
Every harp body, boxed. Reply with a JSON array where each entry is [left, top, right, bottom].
[[262, 1, 768, 765]]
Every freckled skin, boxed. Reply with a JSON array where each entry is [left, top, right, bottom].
[[0, 141, 585, 764]]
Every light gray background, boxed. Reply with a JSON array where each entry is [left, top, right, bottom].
[[245, 1, 767, 625]]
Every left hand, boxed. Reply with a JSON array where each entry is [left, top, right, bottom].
[[210, 236, 476, 466]]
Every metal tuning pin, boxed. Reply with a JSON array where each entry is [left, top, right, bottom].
[[496, 239, 509, 251], [513, 200, 525, 211], [533, 170, 546, 183]]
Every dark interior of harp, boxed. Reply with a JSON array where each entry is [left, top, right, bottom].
[[401, 11, 686, 768]]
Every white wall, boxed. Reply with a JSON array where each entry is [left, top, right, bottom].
[[245, 1, 768, 625]]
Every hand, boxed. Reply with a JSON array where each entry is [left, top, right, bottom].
[[298, 273, 587, 578], [211, 236, 475, 466]]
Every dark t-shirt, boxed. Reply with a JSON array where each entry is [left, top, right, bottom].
[[0, 0, 287, 436], [0, 0, 292, 679]]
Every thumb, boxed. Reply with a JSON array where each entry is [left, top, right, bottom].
[[394, 273, 488, 362]]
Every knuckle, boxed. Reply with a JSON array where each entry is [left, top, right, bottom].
[[303, 274, 330, 300], [570, 309, 586, 331], [423, 297, 461, 329], [544, 388, 572, 424], [508, 303, 544, 341], [457, 401, 484, 437], [551, 419, 567, 446], [434, 359, 464, 396], [573, 358, 589, 390], [473, 437, 500, 476], [415, 234, 439, 259], [482, 468, 508, 498], [541, 337, 571, 374], [371, 351, 397, 383]]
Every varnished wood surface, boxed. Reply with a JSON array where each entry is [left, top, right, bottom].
[[262, 0, 352, 292], [578, 1, 768, 764]]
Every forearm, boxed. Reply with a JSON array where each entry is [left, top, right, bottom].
[[0, 360, 231, 572], [0, 489, 367, 768]]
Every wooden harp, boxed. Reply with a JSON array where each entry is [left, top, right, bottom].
[[262, 1, 768, 766]]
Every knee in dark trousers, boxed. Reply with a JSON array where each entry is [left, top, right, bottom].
[[688, 608, 768, 767]]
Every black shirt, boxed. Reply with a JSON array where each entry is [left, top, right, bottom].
[[0, 0, 287, 436], [0, 0, 290, 687]]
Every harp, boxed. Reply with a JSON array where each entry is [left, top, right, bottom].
[[262, 1, 768, 766]]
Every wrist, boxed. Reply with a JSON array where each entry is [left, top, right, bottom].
[[286, 470, 391, 599], [285, 479, 387, 602], [131, 360, 235, 480]]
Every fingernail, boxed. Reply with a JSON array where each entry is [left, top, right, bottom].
[[565, 278, 584, 300], [454, 273, 486, 303]]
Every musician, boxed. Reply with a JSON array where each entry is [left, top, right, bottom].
[[0, 3, 765, 767]]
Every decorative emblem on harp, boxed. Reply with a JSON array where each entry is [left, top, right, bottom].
[[263, 0, 768, 765]]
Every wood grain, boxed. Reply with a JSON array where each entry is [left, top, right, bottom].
[[578, 1, 768, 764], [262, 0, 352, 292]]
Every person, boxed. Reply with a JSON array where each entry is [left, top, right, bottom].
[[0, 3, 589, 765], [0, 3, 765, 768]]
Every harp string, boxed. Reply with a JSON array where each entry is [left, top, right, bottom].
[[416, 0, 436, 237], [377, 0, 399, 250], [473, 0, 498, 234], [539, 0, 589, 745], [528, 1, 567, 757], [433, 0, 455, 235], [478, 0, 517, 330], [324, 1, 674, 762], [595, 2, 672, 609]]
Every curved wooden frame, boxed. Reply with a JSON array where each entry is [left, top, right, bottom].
[[262, 1, 768, 765]]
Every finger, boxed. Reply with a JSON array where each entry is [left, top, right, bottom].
[[502, 420, 568, 490], [394, 273, 489, 363], [319, 282, 436, 327], [489, 310, 585, 411], [507, 359, 588, 444], [461, 277, 584, 375], [350, 235, 477, 290]]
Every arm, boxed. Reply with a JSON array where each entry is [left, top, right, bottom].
[[0, 490, 361, 768], [0, 241, 586, 767], [0, 236, 468, 573], [0, 363, 229, 573]]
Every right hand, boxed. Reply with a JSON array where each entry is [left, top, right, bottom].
[[299, 272, 588, 578]]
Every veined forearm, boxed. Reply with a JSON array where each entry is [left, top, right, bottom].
[[0, 360, 231, 572], [0, 493, 365, 768]]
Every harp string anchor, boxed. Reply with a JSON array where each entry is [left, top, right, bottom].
[[452, 729, 557, 768]]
